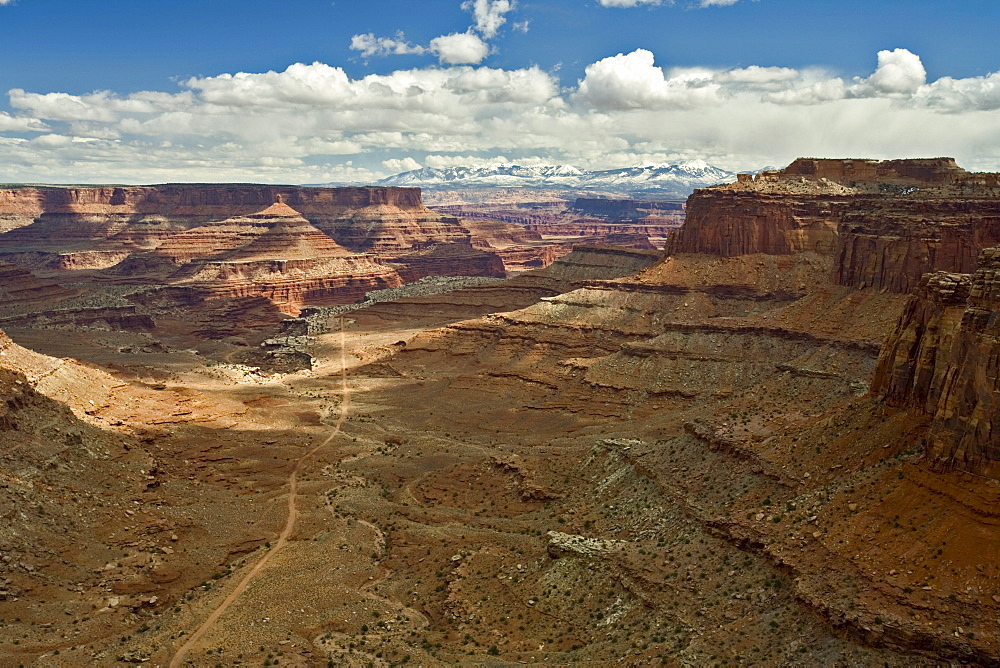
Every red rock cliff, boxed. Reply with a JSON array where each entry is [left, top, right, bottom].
[[873, 248, 1000, 478], [677, 189, 843, 256], [672, 158, 1000, 293]]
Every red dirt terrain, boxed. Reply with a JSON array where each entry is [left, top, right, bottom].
[[0, 163, 997, 666]]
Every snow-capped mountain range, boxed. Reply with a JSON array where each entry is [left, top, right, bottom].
[[374, 160, 736, 196]]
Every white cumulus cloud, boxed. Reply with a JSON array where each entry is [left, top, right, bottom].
[[346, 0, 516, 65], [715, 66, 799, 89], [0, 111, 48, 132], [430, 32, 491, 65], [850, 48, 927, 97], [573, 49, 722, 110], [914, 71, 1000, 113], [382, 157, 422, 173]]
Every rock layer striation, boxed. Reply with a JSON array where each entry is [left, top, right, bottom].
[[166, 202, 403, 314]]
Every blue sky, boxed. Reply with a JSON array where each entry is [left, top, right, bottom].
[[1, 0, 999, 183]]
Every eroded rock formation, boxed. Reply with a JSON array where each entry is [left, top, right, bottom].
[[874, 248, 1000, 477], [1, 162, 998, 664], [0, 262, 79, 316], [388, 242, 506, 283], [167, 203, 403, 314]]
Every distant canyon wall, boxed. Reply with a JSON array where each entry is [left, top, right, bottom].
[[0, 184, 509, 314], [0, 185, 422, 217], [0, 185, 459, 257]]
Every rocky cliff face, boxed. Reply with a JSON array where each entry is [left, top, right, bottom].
[[677, 190, 843, 257], [674, 158, 1000, 294], [313, 207, 472, 254], [873, 248, 1000, 478], [0, 262, 79, 316], [834, 199, 1000, 292], [871, 272, 971, 412]]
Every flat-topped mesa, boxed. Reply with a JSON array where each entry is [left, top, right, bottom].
[[672, 158, 1000, 293], [389, 242, 506, 283], [873, 248, 1000, 478], [313, 206, 471, 254], [779, 157, 968, 187], [568, 198, 685, 220]]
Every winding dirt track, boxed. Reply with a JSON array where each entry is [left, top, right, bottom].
[[170, 318, 350, 667]]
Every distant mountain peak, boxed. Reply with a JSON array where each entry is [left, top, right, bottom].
[[676, 159, 710, 170], [374, 160, 736, 196]]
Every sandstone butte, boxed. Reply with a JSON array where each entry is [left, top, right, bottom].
[[0, 159, 999, 666]]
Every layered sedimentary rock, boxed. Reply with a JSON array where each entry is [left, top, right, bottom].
[[459, 217, 542, 249], [350, 245, 663, 324], [372, 180, 997, 661], [433, 200, 679, 265], [0, 262, 79, 317], [873, 248, 1000, 477], [677, 188, 842, 257], [311, 203, 471, 253], [835, 199, 1000, 293], [569, 197, 684, 219], [0, 184, 423, 221], [0, 185, 520, 315], [167, 203, 402, 314], [675, 158, 1000, 293], [0, 185, 485, 266]]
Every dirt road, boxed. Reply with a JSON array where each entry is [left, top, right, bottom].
[[170, 318, 350, 667]]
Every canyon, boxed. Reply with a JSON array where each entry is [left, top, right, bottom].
[[0, 160, 997, 666], [0, 185, 527, 320], [433, 195, 685, 255]]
